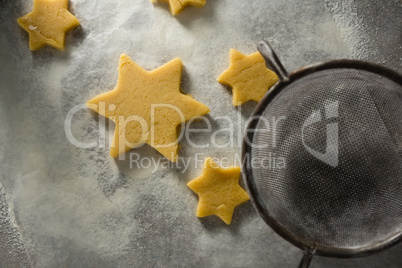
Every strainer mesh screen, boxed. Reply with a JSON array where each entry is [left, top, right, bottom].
[[250, 68, 402, 248]]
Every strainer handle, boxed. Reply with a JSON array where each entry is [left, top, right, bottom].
[[298, 250, 314, 268], [257, 40, 289, 81]]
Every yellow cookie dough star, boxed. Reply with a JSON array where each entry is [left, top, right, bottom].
[[87, 54, 209, 162], [17, 0, 80, 51], [217, 49, 279, 106], [187, 158, 250, 225], [151, 0, 206, 15]]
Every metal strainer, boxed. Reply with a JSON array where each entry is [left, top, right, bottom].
[[242, 41, 402, 267]]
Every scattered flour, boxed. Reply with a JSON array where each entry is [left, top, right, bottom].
[[324, 0, 371, 60]]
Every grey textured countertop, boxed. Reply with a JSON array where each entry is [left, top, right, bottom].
[[326, 0, 401, 71], [0, 0, 401, 267]]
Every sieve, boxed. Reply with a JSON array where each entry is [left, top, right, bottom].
[[242, 40, 402, 268]]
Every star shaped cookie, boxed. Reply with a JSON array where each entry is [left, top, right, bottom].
[[17, 0, 80, 51], [152, 0, 206, 15], [87, 54, 209, 162], [217, 49, 279, 106], [187, 158, 250, 224]]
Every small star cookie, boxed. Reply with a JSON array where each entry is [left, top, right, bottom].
[[217, 49, 279, 106], [17, 0, 80, 51], [151, 0, 206, 15], [87, 54, 209, 162], [187, 158, 250, 224]]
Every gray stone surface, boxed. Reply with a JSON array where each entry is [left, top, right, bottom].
[[0, 183, 30, 268], [325, 0, 401, 72], [0, 0, 401, 267]]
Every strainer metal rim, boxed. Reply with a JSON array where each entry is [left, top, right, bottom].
[[241, 58, 402, 258]]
